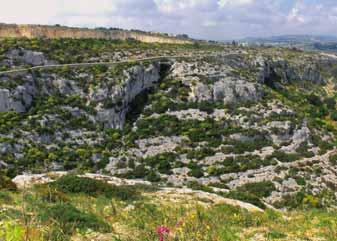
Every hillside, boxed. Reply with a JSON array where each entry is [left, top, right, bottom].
[[0, 24, 192, 44], [1, 38, 337, 240]]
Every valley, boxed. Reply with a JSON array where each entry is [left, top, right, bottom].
[[1, 36, 337, 240]]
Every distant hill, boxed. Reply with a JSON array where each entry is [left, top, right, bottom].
[[242, 35, 337, 44], [239, 35, 337, 53]]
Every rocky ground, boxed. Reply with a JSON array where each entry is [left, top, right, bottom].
[[1, 39, 337, 210]]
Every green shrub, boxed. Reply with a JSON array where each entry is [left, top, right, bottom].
[[157, 159, 172, 174], [187, 181, 213, 193], [302, 194, 321, 208], [144, 153, 175, 174], [186, 147, 215, 160], [295, 176, 306, 186], [307, 94, 322, 106], [318, 141, 334, 154], [331, 111, 337, 121], [39, 203, 111, 234], [132, 164, 148, 178], [0, 175, 17, 191], [187, 163, 204, 178], [146, 171, 161, 182], [273, 190, 306, 209], [237, 181, 276, 198], [51, 175, 140, 201], [267, 151, 299, 162], [225, 191, 265, 209], [329, 153, 337, 165], [220, 155, 275, 174]]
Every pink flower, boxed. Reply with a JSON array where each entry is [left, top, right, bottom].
[[156, 226, 170, 241]]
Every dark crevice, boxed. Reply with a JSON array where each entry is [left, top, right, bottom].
[[125, 62, 172, 124]]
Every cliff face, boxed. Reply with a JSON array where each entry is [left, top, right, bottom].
[[0, 62, 165, 129], [0, 24, 192, 44]]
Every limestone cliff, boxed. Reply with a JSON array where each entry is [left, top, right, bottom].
[[0, 61, 166, 129], [0, 24, 192, 44]]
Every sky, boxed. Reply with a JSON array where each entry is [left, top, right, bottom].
[[0, 0, 336, 40]]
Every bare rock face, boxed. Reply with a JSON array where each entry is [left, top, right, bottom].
[[213, 79, 263, 104], [0, 62, 164, 129], [188, 78, 264, 105], [302, 64, 325, 84], [0, 89, 26, 112], [96, 63, 162, 128], [6, 48, 48, 66], [280, 121, 311, 153], [189, 81, 212, 102], [0, 73, 38, 112], [257, 57, 326, 88], [171, 60, 264, 104]]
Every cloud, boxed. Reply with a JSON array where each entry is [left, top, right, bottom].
[[0, 0, 336, 40], [218, 0, 254, 8]]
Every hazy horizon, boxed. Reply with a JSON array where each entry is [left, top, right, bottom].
[[1, 0, 337, 41]]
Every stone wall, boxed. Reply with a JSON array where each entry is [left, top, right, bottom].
[[0, 24, 192, 44]]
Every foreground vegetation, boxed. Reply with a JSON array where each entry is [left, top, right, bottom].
[[0, 175, 337, 241]]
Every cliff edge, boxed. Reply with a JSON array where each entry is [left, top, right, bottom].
[[0, 23, 193, 44]]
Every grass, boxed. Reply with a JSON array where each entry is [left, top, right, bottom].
[[1, 176, 337, 241]]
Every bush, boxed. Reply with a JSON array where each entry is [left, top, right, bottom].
[[302, 194, 321, 208], [273, 190, 305, 209], [267, 151, 299, 163], [237, 181, 276, 198], [132, 164, 148, 178], [187, 163, 204, 178], [51, 175, 140, 201], [144, 153, 175, 174], [187, 181, 213, 193], [226, 191, 265, 209], [39, 203, 111, 234], [331, 111, 337, 121], [307, 94, 322, 106], [0, 175, 17, 191], [186, 147, 215, 160], [157, 159, 172, 174], [329, 154, 337, 165], [146, 171, 161, 182]]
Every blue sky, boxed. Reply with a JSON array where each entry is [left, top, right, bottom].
[[0, 0, 336, 40]]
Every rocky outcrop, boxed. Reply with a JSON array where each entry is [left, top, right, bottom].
[[0, 73, 39, 112], [257, 57, 326, 87], [6, 48, 50, 66], [0, 88, 26, 112], [0, 62, 166, 128], [95, 63, 162, 128], [213, 79, 263, 104], [187, 78, 264, 104], [171, 60, 264, 104], [0, 24, 192, 44]]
